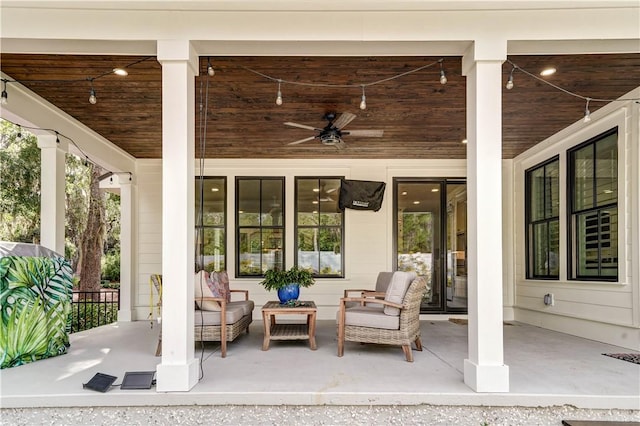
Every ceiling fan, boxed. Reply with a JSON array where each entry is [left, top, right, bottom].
[[285, 112, 384, 149]]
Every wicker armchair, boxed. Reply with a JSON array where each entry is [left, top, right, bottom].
[[337, 272, 426, 362]]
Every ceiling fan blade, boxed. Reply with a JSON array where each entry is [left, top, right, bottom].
[[287, 136, 316, 145], [332, 112, 356, 130], [333, 139, 346, 150], [343, 129, 384, 137], [284, 122, 321, 131], [326, 187, 337, 193]]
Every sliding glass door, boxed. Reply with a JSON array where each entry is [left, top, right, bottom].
[[394, 179, 467, 313]]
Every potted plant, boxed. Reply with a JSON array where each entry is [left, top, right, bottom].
[[260, 266, 315, 304]]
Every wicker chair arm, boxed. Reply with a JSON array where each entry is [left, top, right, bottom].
[[339, 296, 403, 309]]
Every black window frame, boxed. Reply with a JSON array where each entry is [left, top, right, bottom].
[[195, 176, 227, 272], [294, 176, 345, 278], [567, 127, 619, 282], [235, 176, 285, 278], [525, 156, 560, 280]]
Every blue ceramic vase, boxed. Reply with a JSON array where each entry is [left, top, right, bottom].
[[277, 283, 300, 304]]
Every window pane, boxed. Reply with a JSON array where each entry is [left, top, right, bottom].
[[546, 161, 560, 218], [318, 228, 342, 275], [573, 145, 594, 211], [238, 180, 260, 226], [548, 220, 560, 277], [262, 180, 283, 226], [595, 134, 617, 206], [600, 208, 618, 277], [576, 211, 601, 277], [529, 167, 545, 221], [532, 222, 549, 276], [261, 228, 284, 273], [202, 228, 225, 271], [200, 178, 225, 226], [238, 228, 262, 275], [297, 179, 319, 226]]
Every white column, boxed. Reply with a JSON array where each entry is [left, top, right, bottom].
[[155, 40, 199, 392], [118, 175, 135, 322], [37, 134, 67, 255], [461, 39, 510, 392]]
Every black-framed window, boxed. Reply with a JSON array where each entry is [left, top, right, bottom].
[[525, 157, 560, 279], [195, 177, 226, 272], [568, 128, 618, 281], [236, 177, 284, 277], [295, 177, 344, 277]]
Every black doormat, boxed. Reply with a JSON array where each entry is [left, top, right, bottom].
[[602, 353, 640, 365]]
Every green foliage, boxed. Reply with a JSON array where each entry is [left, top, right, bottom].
[[0, 122, 41, 243], [259, 266, 315, 291], [70, 302, 118, 333], [101, 251, 120, 282]]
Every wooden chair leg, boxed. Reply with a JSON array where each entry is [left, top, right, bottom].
[[414, 336, 423, 351], [221, 339, 227, 358], [402, 345, 414, 362], [155, 339, 162, 357]]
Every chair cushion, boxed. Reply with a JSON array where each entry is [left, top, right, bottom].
[[208, 271, 231, 302], [383, 271, 417, 316], [339, 306, 400, 330], [194, 270, 221, 311], [227, 300, 254, 316], [375, 272, 394, 292], [195, 305, 245, 326]]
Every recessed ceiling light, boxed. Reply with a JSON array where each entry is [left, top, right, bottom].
[[113, 68, 128, 76], [431, 188, 439, 192], [540, 67, 556, 76], [461, 139, 468, 144], [603, 189, 613, 194], [312, 188, 320, 192], [413, 201, 420, 205], [312, 201, 319, 204], [401, 191, 408, 196], [210, 187, 219, 192]]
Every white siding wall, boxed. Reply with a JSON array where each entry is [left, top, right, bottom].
[[511, 88, 640, 350], [132, 158, 467, 321]]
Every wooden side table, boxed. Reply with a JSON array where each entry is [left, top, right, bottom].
[[261, 301, 317, 351]]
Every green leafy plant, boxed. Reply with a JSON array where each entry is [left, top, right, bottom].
[[259, 266, 315, 291]]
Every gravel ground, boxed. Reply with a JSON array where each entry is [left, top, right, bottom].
[[2, 405, 639, 426]]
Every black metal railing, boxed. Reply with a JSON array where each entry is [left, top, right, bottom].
[[71, 289, 120, 333]]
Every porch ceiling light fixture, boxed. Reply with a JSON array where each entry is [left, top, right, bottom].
[[540, 67, 556, 76], [113, 68, 128, 76]]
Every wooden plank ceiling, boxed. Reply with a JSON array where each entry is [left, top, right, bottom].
[[1, 53, 639, 159]]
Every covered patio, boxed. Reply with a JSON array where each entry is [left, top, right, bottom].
[[1, 320, 638, 411]]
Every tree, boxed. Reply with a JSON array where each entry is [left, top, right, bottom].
[[65, 154, 90, 269], [77, 164, 106, 296], [0, 122, 41, 243]]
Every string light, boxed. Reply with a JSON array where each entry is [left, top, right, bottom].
[[275, 80, 283, 106], [506, 66, 516, 90], [241, 59, 445, 111], [88, 80, 97, 105], [1, 79, 8, 105], [505, 59, 639, 123], [207, 57, 215, 77], [439, 59, 447, 85], [0, 56, 152, 106], [583, 98, 591, 123]]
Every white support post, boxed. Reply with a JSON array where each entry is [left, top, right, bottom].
[[155, 40, 199, 392], [461, 39, 510, 393], [37, 134, 67, 255], [118, 175, 134, 322]]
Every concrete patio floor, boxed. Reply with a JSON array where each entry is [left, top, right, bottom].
[[1, 319, 639, 416]]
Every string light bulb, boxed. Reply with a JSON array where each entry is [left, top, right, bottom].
[[359, 85, 367, 110], [275, 80, 283, 106], [207, 58, 215, 77], [1, 79, 7, 105], [88, 80, 97, 104], [506, 66, 515, 90], [439, 60, 447, 85], [583, 98, 591, 123]]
